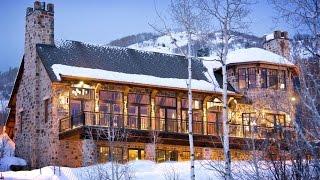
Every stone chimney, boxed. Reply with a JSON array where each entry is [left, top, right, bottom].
[[25, 1, 54, 49], [24, 1, 54, 77], [263, 30, 290, 60], [17, 1, 55, 168]]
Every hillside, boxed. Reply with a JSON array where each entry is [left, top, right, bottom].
[[109, 31, 264, 56]]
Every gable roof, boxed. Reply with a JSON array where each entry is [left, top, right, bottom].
[[36, 40, 234, 93]]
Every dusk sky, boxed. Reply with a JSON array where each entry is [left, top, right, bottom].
[[0, 0, 290, 71]]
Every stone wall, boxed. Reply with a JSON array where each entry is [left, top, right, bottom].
[[14, 2, 55, 168]]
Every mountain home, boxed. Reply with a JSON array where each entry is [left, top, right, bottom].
[[6, 1, 298, 168]]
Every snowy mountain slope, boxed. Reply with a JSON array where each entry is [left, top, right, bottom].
[[123, 31, 264, 55]]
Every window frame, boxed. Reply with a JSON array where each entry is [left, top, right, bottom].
[[238, 68, 247, 89], [127, 93, 151, 130]]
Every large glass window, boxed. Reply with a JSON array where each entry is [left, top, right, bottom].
[[238, 68, 247, 89], [156, 150, 178, 162], [248, 68, 256, 89], [279, 70, 286, 90], [261, 68, 268, 88], [99, 91, 123, 127], [207, 112, 219, 135], [128, 149, 145, 161], [266, 114, 286, 128], [268, 69, 278, 89], [128, 93, 150, 130], [181, 99, 202, 134], [98, 146, 124, 163], [242, 113, 254, 137], [155, 96, 177, 132]]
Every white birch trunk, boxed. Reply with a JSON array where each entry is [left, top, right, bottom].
[[222, 24, 232, 180], [187, 33, 195, 180]]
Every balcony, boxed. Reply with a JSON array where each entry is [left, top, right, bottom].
[[59, 111, 294, 140]]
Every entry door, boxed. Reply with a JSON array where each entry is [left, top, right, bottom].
[[70, 100, 83, 127]]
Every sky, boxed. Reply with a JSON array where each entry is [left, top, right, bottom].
[[0, 0, 290, 71]]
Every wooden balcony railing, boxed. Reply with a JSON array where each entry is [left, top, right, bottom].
[[59, 111, 295, 139]]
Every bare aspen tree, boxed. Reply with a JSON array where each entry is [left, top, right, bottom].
[[198, 1, 252, 179], [152, 0, 203, 179]]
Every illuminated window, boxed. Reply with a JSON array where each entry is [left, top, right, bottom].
[[128, 93, 150, 130], [261, 68, 268, 88], [156, 150, 178, 162], [99, 91, 123, 127], [181, 151, 190, 161], [268, 69, 278, 89], [266, 114, 287, 127], [279, 70, 286, 90], [248, 68, 256, 89], [238, 68, 247, 89], [155, 96, 177, 132], [128, 149, 145, 161], [98, 146, 124, 163], [181, 99, 203, 134]]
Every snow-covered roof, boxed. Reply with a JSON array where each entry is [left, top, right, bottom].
[[201, 47, 294, 70], [35, 40, 235, 93], [52, 64, 223, 93]]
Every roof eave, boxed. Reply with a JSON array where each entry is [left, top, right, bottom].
[[57, 74, 241, 97]]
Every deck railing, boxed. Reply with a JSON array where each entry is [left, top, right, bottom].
[[59, 111, 294, 139]]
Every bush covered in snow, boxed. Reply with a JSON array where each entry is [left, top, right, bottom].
[[0, 133, 26, 171]]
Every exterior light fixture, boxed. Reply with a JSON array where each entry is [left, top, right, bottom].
[[291, 97, 296, 102], [79, 81, 84, 87]]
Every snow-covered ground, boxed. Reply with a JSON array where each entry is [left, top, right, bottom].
[[0, 160, 257, 180]]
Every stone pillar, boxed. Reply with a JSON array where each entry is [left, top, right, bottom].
[[82, 139, 97, 166]]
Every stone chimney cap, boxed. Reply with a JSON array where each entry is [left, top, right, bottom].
[[47, 3, 54, 12]]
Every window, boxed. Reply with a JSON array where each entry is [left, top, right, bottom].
[[155, 96, 176, 107], [279, 70, 286, 90], [44, 99, 49, 123], [238, 68, 247, 89], [128, 149, 145, 161], [268, 69, 278, 89], [156, 150, 178, 162], [99, 91, 123, 127], [180, 151, 190, 161], [181, 99, 201, 110], [99, 146, 109, 163], [242, 113, 253, 137], [98, 146, 124, 163], [207, 112, 219, 135], [70, 87, 94, 99], [155, 96, 177, 132], [266, 114, 287, 128], [128, 93, 150, 130], [181, 99, 203, 134], [248, 68, 256, 89], [261, 68, 268, 88]]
